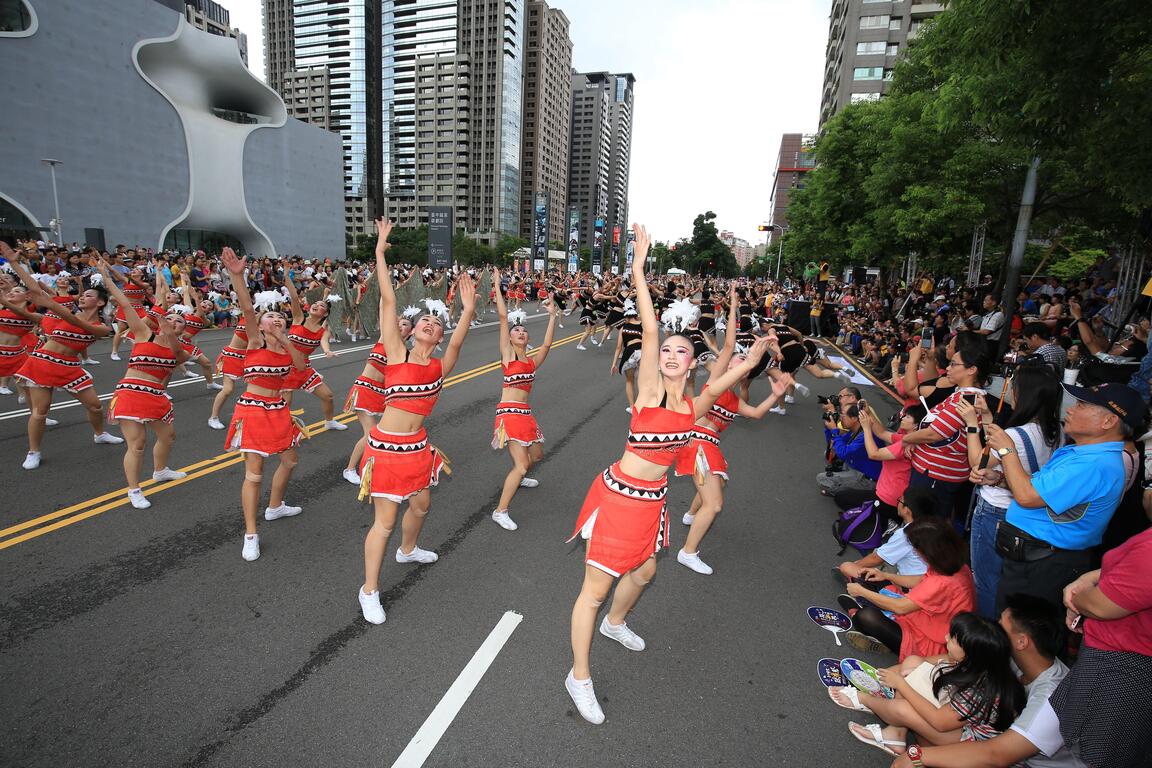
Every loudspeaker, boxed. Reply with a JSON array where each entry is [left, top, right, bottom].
[[852, 267, 867, 285], [84, 228, 106, 252], [787, 299, 812, 335]]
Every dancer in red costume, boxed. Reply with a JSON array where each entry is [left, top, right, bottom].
[[219, 248, 309, 562], [109, 264, 153, 361], [564, 225, 773, 724], [281, 276, 347, 431], [672, 286, 793, 575], [489, 268, 558, 531], [99, 262, 191, 509], [0, 276, 38, 397], [207, 286, 253, 430], [357, 218, 477, 625]]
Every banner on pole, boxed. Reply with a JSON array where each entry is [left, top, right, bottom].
[[592, 217, 604, 277], [532, 191, 549, 272], [427, 207, 453, 269], [567, 208, 580, 274]]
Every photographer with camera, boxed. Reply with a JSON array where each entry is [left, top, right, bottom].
[[817, 391, 881, 497]]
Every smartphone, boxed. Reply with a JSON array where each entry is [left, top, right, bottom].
[[920, 335, 933, 348], [1070, 613, 1085, 632], [963, 393, 978, 405]]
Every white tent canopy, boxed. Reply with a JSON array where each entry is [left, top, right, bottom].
[[666, 267, 686, 275]]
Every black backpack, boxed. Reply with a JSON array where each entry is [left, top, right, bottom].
[[833, 500, 885, 555]]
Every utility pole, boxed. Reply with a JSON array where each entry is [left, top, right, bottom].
[[41, 158, 64, 246], [997, 156, 1041, 361]]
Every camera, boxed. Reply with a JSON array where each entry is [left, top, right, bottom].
[[817, 394, 840, 407]]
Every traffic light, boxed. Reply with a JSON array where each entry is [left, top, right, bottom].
[[757, 224, 770, 232]]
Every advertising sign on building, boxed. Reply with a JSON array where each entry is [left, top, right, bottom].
[[626, 228, 636, 269], [427, 207, 453, 269], [567, 208, 579, 274], [592, 217, 604, 277], [532, 191, 549, 272]]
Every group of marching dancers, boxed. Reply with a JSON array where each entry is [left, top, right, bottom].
[[2, 223, 853, 725]]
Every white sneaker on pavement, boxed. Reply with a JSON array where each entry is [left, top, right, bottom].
[[0, 386, 11, 395], [625, 406, 632, 414], [127, 488, 152, 509], [836, 370, 853, 382], [342, 468, 361, 485], [396, 545, 438, 564], [576, 344, 586, 351], [110, 353, 121, 361], [182, 368, 199, 379], [519, 477, 539, 488], [94, 432, 124, 445], [22, 451, 41, 470], [677, 548, 714, 575], [682, 512, 695, 526], [206, 382, 224, 390], [565, 670, 605, 725], [242, 534, 260, 561], [83, 357, 100, 365], [207, 417, 225, 430], [492, 510, 518, 531], [265, 503, 302, 521], [794, 382, 811, 398], [152, 467, 187, 481], [769, 406, 787, 415], [359, 588, 386, 624], [44, 417, 59, 426], [325, 419, 348, 431], [599, 617, 645, 651], [784, 395, 796, 404]]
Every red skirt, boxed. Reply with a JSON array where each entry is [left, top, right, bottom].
[[345, 376, 387, 415], [284, 366, 323, 392], [492, 402, 544, 448], [674, 426, 729, 481], [0, 342, 28, 377], [569, 462, 668, 577], [359, 427, 446, 503], [15, 349, 93, 393], [226, 393, 302, 456], [109, 379, 173, 424], [216, 345, 246, 379]]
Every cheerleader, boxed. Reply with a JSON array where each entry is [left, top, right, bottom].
[[575, 284, 606, 350], [609, 299, 643, 412], [207, 296, 253, 430], [153, 272, 224, 391], [0, 279, 38, 397], [489, 271, 558, 531], [357, 218, 477, 625], [108, 265, 153, 361], [564, 225, 773, 724], [99, 262, 191, 509], [281, 276, 347, 431], [673, 289, 794, 575], [219, 247, 309, 562], [6, 252, 123, 470], [594, 280, 627, 346]]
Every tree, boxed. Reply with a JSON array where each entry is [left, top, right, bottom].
[[686, 212, 739, 277], [494, 234, 528, 267]]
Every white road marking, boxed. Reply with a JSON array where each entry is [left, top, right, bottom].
[[391, 611, 523, 768], [825, 355, 873, 387], [0, 312, 550, 421]]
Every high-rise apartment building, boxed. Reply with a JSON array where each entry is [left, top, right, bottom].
[[767, 133, 816, 245], [183, 0, 247, 64], [519, 1, 573, 246], [263, 0, 381, 234], [568, 71, 635, 267], [818, 0, 944, 126]]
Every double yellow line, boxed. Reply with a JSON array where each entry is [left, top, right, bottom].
[[0, 333, 581, 551]]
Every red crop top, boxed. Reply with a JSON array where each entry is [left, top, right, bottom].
[[126, 339, 179, 380], [232, 318, 249, 344], [367, 342, 388, 375], [47, 319, 101, 354], [384, 356, 443, 415], [288, 323, 324, 355], [702, 387, 740, 433], [501, 357, 535, 392], [625, 396, 695, 466], [183, 313, 207, 337], [242, 348, 294, 390], [122, 284, 147, 306], [0, 308, 35, 336]]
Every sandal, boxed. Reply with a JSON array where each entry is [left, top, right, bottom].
[[848, 722, 906, 756], [846, 630, 890, 654], [828, 685, 871, 712]]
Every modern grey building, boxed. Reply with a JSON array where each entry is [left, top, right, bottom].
[[818, 0, 944, 126], [0, 0, 344, 258]]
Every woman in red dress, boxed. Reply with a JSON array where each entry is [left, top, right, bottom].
[[564, 226, 772, 724], [357, 218, 476, 625], [0, 277, 39, 397], [219, 248, 309, 562], [208, 290, 254, 430], [100, 262, 191, 509], [281, 275, 347, 431], [109, 266, 153, 361], [489, 268, 558, 531]]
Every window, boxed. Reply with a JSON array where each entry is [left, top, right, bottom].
[[853, 67, 884, 81], [889, 17, 903, 30], [859, 15, 888, 29], [850, 92, 881, 103], [886, 44, 899, 56], [856, 41, 886, 55]]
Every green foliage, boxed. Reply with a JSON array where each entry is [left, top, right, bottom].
[[685, 212, 740, 277], [1049, 249, 1108, 283]]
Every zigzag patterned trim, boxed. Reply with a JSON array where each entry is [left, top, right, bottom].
[[236, 395, 287, 410], [502, 372, 535, 387], [115, 380, 167, 397], [495, 405, 533, 417], [627, 430, 692, 446], [288, 334, 321, 349], [129, 354, 178, 369], [30, 349, 81, 366], [51, 329, 97, 344], [353, 378, 388, 396], [690, 429, 721, 446], [244, 364, 292, 377], [0, 345, 25, 358], [602, 466, 667, 501], [385, 380, 442, 398], [367, 436, 429, 453], [220, 347, 246, 360]]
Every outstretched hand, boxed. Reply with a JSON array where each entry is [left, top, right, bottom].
[[744, 335, 773, 366], [220, 247, 245, 276], [771, 373, 794, 398], [632, 224, 650, 268], [457, 273, 476, 309], [375, 218, 394, 250]]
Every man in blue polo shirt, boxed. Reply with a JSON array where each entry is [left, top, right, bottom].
[[984, 382, 1143, 612]]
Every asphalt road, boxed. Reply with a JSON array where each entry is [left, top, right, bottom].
[[1, 312, 901, 768]]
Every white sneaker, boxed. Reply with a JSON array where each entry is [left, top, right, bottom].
[[396, 545, 438, 564], [325, 419, 348, 431], [22, 451, 41, 470], [342, 467, 361, 485], [359, 588, 386, 624], [242, 534, 260, 561], [127, 488, 152, 509], [44, 417, 59, 426], [677, 548, 714, 575], [599, 617, 645, 651], [18, 392, 26, 404], [83, 357, 100, 365], [784, 395, 795, 404], [110, 353, 121, 361], [94, 432, 124, 445], [519, 477, 539, 488], [625, 406, 633, 414], [182, 368, 199, 379], [152, 467, 187, 481], [576, 344, 586, 351], [565, 670, 605, 725], [682, 512, 695, 526], [206, 382, 223, 391], [207, 417, 225, 430], [0, 386, 11, 395], [769, 406, 787, 415], [264, 503, 302, 521], [492, 510, 518, 531], [836, 370, 853, 382], [794, 382, 811, 398]]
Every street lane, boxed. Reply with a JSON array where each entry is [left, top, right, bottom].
[[1, 315, 900, 767]]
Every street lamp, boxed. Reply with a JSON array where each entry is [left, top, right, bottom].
[[758, 223, 789, 281], [41, 158, 63, 246]]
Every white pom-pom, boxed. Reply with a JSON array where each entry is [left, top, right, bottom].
[[57, 271, 71, 278], [89, 272, 104, 287], [423, 298, 449, 320], [0, 261, 15, 274], [402, 304, 422, 319], [507, 309, 528, 327], [207, 291, 222, 301], [326, 294, 343, 304], [168, 303, 192, 315], [660, 298, 700, 333], [253, 290, 284, 312], [623, 299, 638, 317]]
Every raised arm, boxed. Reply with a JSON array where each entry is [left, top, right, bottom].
[[221, 247, 258, 347], [373, 218, 407, 361], [440, 273, 475, 376], [493, 268, 512, 359], [283, 266, 305, 324], [533, 295, 559, 368], [630, 225, 663, 399], [97, 262, 153, 342], [739, 373, 793, 419], [707, 285, 741, 385], [0, 291, 43, 323], [695, 336, 773, 417]]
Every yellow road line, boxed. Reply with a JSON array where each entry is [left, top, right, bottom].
[[0, 332, 580, 550]]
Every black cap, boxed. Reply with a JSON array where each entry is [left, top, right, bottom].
[[1063, 382, 1147, 431]]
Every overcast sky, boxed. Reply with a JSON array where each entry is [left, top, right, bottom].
[[226, 0, 828, 246]]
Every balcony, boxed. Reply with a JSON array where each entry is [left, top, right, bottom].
[[910, 2, 945, 17]]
